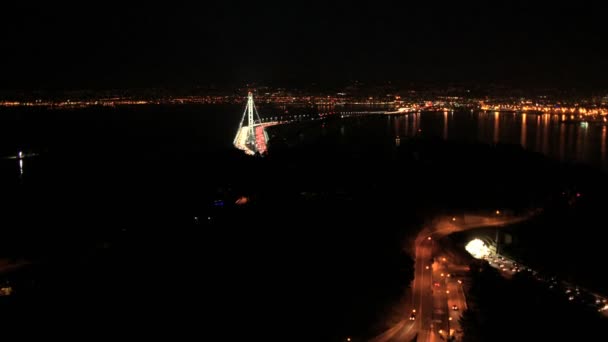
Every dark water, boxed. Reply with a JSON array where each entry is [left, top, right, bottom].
[[254, 104, 608, 168], [383, 111, 607, 167], [3, 105, 599, 168], [2, 105, 604, 192], [264, 106, 608, 170]]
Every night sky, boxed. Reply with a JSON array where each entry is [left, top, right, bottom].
[[2, 3, 608, 89]]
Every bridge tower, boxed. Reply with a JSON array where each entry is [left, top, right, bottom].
[[233, 91, 268, 155], [247, 91, 255, 145]]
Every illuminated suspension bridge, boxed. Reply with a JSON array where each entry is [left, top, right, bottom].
[[233, 92, 434, 156], [233, 92, 278, 155]]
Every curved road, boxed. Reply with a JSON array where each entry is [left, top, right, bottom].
[[371, 212, 534, 342]]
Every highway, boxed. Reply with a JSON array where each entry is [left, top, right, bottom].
[[483, 250, 608, 318], [371, 213, 532, 342]]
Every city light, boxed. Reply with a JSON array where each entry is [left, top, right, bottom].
[[465, 238, 491, 259]]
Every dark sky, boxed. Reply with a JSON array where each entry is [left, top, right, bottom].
[[2, 2, 608, 89]]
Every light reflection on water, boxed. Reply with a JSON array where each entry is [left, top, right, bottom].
[[520, 113, 527, 148], [443, 111, 448, 140], [386, 111, 608, 167]]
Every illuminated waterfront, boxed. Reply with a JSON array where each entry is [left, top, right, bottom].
[[269, 107, 608, 168]]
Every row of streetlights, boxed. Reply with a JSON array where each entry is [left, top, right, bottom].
[[426, 211, 502, 341], [433, 250, 465, 341]]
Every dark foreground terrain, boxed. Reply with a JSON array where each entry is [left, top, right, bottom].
[[0, 111, 605, 340]]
